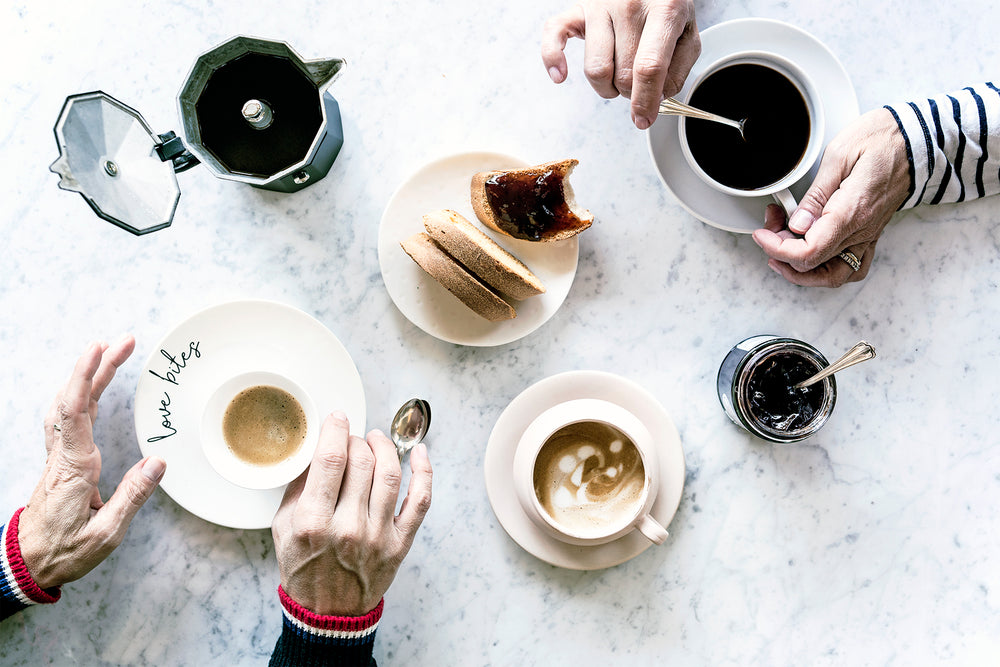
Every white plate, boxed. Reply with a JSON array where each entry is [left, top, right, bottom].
[[134, 300, 366, 529], [378, 151, 579, 346], [647, 18, 860, 233], [484, 371, 685, 570]]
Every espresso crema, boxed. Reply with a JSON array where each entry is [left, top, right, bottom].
[[222, 385, 307, 466], [532, 421, 646, 535]]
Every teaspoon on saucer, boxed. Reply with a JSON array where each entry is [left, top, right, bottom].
[[390, 398, 431, 460], [794, 341, 876, 389]]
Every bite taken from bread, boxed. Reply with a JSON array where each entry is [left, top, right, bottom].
[[470, 159, 593, 242], [400, 210, 546, 322]]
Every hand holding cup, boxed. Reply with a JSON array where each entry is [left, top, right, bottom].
[[752, 108, 911, 287]]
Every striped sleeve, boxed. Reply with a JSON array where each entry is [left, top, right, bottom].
[[885, 82, 1000, 209], [269, 586, 380, 666], [1, 508, 61, 621]]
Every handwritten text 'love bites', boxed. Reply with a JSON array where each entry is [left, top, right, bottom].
[[147, 341, 201, 443]]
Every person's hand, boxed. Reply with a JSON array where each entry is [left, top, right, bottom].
[[541, 0, 700, 130], [752, 108, 911, 287], [17, 336, 166, 590], [272, 412, 432, 616]]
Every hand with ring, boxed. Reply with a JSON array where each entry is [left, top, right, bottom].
[[17, 336, 166, 590], [752, 108, 911, 287]]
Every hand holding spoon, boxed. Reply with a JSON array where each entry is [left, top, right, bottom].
[[390, 398, 431, 460], [658, 97, 746, 140], [795, 341, 876, 389]]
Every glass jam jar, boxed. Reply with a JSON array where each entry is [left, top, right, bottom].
[[717, 335, 837, 443]]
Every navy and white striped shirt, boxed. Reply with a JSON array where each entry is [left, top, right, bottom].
[[885, 82, 1000, 209]]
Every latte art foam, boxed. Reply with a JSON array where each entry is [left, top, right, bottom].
[[533, 421, 646, 535]]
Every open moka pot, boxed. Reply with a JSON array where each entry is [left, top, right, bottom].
[[50, 36, 346, 235]]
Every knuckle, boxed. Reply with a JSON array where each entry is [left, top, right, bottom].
[[662, 75, 684, 98], [350, 447, 376, 473], [124, 477, 150, 506], [299, 515, 331, 541], [381, 468, 402, 491], [633, 58, 666, 84], [614, 73, 632, 97], [316, 449, 349, 477], [584, 60, 615, 86], [335, 525, 367, 557], [621, 0, 645, 14], [542, 16, 563, 34], [413, 488, 433, 516]]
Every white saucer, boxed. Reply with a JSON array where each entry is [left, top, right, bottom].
[[484, 371, 685, 570], [134, 300, 366, 529], [377, 151, 579, 346], [647, 18, 860, 233]]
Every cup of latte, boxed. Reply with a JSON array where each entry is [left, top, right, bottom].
[[512, 399, 668, 546], [200, 370, 319, 489], [677, 50, 825, 215]]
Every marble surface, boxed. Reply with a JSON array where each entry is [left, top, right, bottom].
[[2, 0, 1000, 664]]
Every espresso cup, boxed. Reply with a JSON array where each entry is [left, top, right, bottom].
[[513, 399, 668, 546], [678, 50, 825, 214], [201, 370, 319, 489]]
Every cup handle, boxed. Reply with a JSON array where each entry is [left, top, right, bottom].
[[636, 514, 669, 545], [771, 188, 798, 218]]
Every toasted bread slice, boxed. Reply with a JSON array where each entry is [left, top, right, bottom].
[[400, 232, 516, 322], [470, 159, 593, 242], [422, 209, 545, 301]]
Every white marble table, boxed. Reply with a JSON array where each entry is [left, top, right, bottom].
[[3, 0, 999, 664]]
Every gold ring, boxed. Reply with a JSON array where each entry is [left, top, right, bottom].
[[839, 250, 861, 272]]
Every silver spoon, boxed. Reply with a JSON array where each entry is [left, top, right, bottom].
[[390, 398, 431, 460], [658, 97, 746, 139], [794, 341, 876, 390]]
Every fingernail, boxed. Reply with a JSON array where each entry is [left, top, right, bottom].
[[369, 428, 386, 439], [141, 457, 166, 482], [634, 116, 651, 130], [788, 210, 813, 234], [548, 66, 562, 82], [330, 410, 348, 424], [751, 231, 763, 248], [768, 260, 782, 275]]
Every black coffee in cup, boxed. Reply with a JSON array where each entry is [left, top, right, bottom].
[[685, 63, 810, 190]]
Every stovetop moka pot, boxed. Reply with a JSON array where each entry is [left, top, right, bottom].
[[50, 36, 346, 235]]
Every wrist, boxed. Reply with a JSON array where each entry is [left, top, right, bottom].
[[2, 508, 61, 607]]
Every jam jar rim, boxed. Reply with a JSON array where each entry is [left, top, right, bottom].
[[732, 338, 837, 443]]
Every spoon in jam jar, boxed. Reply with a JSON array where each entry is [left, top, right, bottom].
[[658, 97, 746, 139], [390, 398, 431, 461], [794, 341, 876, 390]]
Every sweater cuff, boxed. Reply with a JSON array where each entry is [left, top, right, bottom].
[[269, 586, 381, 666], [278, 586, 383, 639], [884, 82, 1000, 209], [1, 508, 61, 619]]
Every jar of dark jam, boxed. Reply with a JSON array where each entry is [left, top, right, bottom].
[[717, 335, 837, 443]]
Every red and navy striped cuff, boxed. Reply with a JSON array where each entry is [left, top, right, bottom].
[[270, 587, 382, 665], [1, 508, 61, 620], [278, 586, 382, 642]]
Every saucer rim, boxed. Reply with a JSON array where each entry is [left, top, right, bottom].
[[484, 370, 685, 570], [134, 299, 366, 529]]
